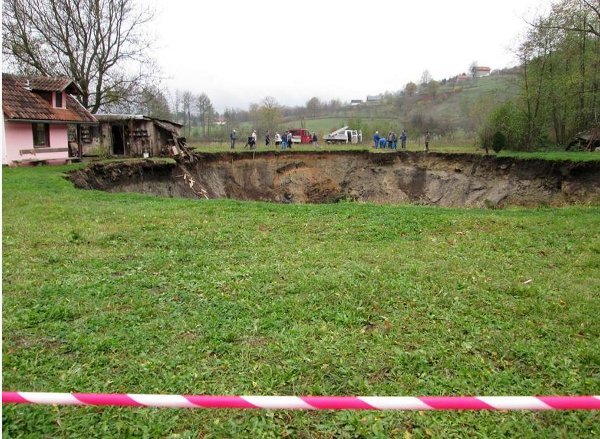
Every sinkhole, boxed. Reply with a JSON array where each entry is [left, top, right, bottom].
[[68, 150, 600, 208]]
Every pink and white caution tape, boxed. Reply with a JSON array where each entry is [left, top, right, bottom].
[[3, 392, 600, 410]]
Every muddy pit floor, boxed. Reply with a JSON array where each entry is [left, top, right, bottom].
[[68, 151, 600, 208]]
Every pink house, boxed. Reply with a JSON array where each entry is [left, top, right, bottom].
[[2, 73, 97, 166]]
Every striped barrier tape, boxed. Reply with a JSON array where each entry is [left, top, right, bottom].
[[3, 392, 600, 410]]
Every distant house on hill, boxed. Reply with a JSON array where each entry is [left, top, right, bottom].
[[472, 66, 491, 78], [366, 95, 383, 104], [456, 73, 471, 82], [350, 99, 363, 106], [92, 114, 183, 158], [2, 73, 97, 166]]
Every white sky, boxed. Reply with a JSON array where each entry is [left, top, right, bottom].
[[151, 0, 550, 112]]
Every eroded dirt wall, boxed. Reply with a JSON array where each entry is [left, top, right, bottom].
[[68, 151, 600, 207]]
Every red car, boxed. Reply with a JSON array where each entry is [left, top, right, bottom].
[[289, 128, 312, 144]]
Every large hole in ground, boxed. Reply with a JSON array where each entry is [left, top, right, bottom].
[[68, 151, 600, 208]]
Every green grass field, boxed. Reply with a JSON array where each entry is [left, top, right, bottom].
[[189, 140, 600, 162], [2, 161, 599, 437]]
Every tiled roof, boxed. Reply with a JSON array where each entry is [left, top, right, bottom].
[[95, 114, 183, 132], [28, 76, 83, 94], [2, 73, 96, 123]]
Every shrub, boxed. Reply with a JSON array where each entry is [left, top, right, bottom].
[[492, 131, 507, 153], [480, 101, 526, 150]]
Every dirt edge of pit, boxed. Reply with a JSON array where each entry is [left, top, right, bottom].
[[67, 151, 600, 208]]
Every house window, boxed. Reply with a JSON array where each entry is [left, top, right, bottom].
[[55, 92, 63, 108], [32, 123, 50, 147]]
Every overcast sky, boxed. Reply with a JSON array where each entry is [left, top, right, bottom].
[[151, 0, 550, 113]]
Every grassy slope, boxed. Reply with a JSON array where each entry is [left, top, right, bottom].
[[282, 75, 520, 134], [427, 75, 519, 125], [2, 164, 600, 438]]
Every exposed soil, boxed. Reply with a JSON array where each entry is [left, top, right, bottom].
[[68, 151, 600, 207]]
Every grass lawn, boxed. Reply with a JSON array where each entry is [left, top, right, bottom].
[[2, 163, 599, 438], [189, 140, 600, 163]]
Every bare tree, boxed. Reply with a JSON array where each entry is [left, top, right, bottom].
[[248, 102, 260, 130], [196, 93, 214, 138], [259, 96, 281, 133], [536, 0, 600, 37], [469, 61, 479, 78], [223, 107, 239, 134], [137, 86, 171, 120], [305, 97, 321, 118], [3, 0, 156, 113], [327, 99, 342, 112], [171, 90, 182, 124], [181, 91, 193, 138], [420, 70, 432, 86]]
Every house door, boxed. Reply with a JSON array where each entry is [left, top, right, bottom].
[[111, 125, 125, 155]]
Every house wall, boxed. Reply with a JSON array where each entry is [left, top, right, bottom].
[[1, 115, 6, 164], [98, 123, 113, 155], [97, 122, 132, 156], [130, 120, 155, 157], [3, 121, 70, 165], [77, 124, 100, 156], [92, 119, 180, 158], [98, 120, 163, 157]]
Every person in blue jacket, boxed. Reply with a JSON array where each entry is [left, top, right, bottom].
[[373, 131, 380, 148]]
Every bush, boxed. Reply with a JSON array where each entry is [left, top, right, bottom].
[[492, 131, 507, 153], [95, 143, 111, 159], [479, 101, 526, 150]]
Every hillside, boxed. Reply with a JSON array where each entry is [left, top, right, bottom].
[[284, 73, 520, 137]]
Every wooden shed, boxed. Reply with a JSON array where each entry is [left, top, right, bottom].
[[91, 114, 183, 158]]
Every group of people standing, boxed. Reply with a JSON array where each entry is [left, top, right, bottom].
[[274, 131, 294, 150], [373, 129, 408, 150], [229, 127, 430, 151], [372, 129, 431, 151], [229, 130, 319, 150]]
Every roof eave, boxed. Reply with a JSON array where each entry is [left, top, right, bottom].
[[5, 117, 98, 124]]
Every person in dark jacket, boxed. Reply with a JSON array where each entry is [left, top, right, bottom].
[[230, 129, 237, 149]]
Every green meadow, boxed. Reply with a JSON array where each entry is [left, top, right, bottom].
[[2, 162, 599, 437], [189, 140, 600, 162]]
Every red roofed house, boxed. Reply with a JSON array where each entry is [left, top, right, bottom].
[[473, 66, 491, 78], [456, 73, 471, 82], [2, 73, 97, 165]]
